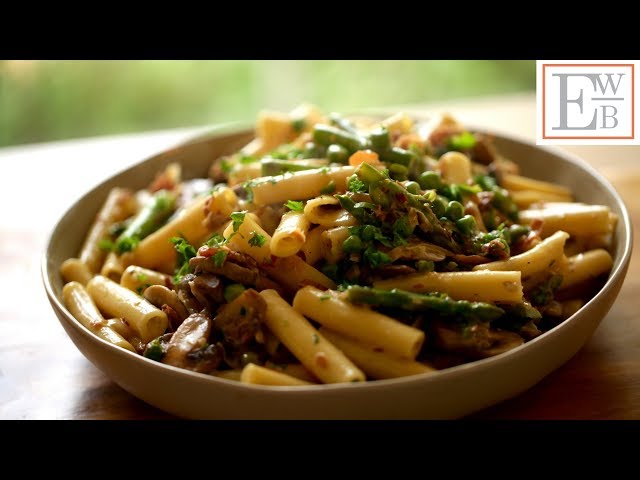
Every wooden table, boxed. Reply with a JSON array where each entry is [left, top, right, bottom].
[[1, 94, 638, 419]]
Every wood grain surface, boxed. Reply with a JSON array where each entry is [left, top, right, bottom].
[[1, 94, 638, 419]]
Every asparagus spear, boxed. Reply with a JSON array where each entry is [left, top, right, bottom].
[[115, 190, 176, 253], [260, 158, 326, 176], [344, 286, 505, 322], [329, 113, 361, 136], [356, 163, 458, 251], [312, 124, 371, 153]]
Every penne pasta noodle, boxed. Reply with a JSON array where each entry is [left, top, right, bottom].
[[60, 258, 93, 286], [213, 369, 243, 381], [303, 195, 357, 227], [223, 212, 273, 263], [321, 226, 351, 263], [300, 226, 327, 265], [124, 194, 212, 273], [240, 363, 313, 387], [511, 190, 573, 209], [560, 249, 614, 291], [270, 211, 310, 257], [79, 187, 136, 274], [373, 270, 523, 304], [86, 275, 168, 344], [381, 112, 414, 135], [519, 204, 612, 237], [104, 317, 137, 341], [100, 251, 124, 282], [264, 363, 318, 383], [293, 286, 424, 360], [261, 255, 336, 291], [256, 110, 299, 153], [228, 162, 262, 186], [251, 166, 355, 206], [501, 173, 573, 197], [205, 187, 239, 228], [319, 328, 436, 380], [259, 289, 365, 384], [120, 265, 172, 293], [62, 282, 136, 352], [473, 230, 570, 279]]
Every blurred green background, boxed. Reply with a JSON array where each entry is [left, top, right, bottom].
[[0, 60, 535, 147]]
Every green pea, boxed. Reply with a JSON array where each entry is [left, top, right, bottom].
[[388, 163, 408, 181], [404, 181, 421, 195], [302, 141, 325, 159], [456, 215, 477, 234], [327, 144, 349, 164], [445, 201, 465, 221], [416, 260, 435, 273], [418, 171, 443, 190], [240, 351, 260, 367], [223, 283, 246, 302], [343, 235, 364, 254], [429, 196, 448, 217], [361, 225, 376, 241]]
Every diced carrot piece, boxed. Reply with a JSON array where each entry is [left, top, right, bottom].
[[348, 150, 380, 167]]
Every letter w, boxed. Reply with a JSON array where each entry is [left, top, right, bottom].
[[595, 73, 625, 95]]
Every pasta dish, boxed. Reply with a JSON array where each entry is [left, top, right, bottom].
[[59, 105, 616, 386]]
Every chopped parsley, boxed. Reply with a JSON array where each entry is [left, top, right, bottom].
[[115, 236, 140, 254], [230, 211, 247, 232], [98, 238, 115, 252], [319, 294, 331, 302], [292, 118, 306, 133], [248, 231, 266, 248], [242, 181, 255, 203], [220, 158, 233, 173], [363, 246, 391, 269], [311, 333, 320, 345], [213, 250, 228, 268], [240, 154, 257, 164], [448, 131, 477, 151], [285, 200, 305, 212], [347, 176, 367, 193], [205, 232, 227, 247], [320, 180, 336, 195], [170, 236, 197, 283]]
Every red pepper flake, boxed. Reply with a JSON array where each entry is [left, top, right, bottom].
[[314, 352, 328, 368], [197, 246, 215, 257]]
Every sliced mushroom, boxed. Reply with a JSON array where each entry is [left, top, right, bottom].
[[189, 273, 225, 311], [478, 330, 524, 358], [430, 321, 524, 359], [375, 264, 417, 279], [175, 274, 204, 315], [144, 285, 190, 321], [388, 241, 450, 263], [190, 248, 284, 294], [162, 313, 222, 373]]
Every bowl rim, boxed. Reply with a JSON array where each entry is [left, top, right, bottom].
[[42, 120, 634, 396]]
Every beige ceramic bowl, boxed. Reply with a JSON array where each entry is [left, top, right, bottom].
[[42, 123, 633, 419]]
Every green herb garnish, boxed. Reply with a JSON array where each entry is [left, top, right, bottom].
[[285, 200, 304, 212]]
